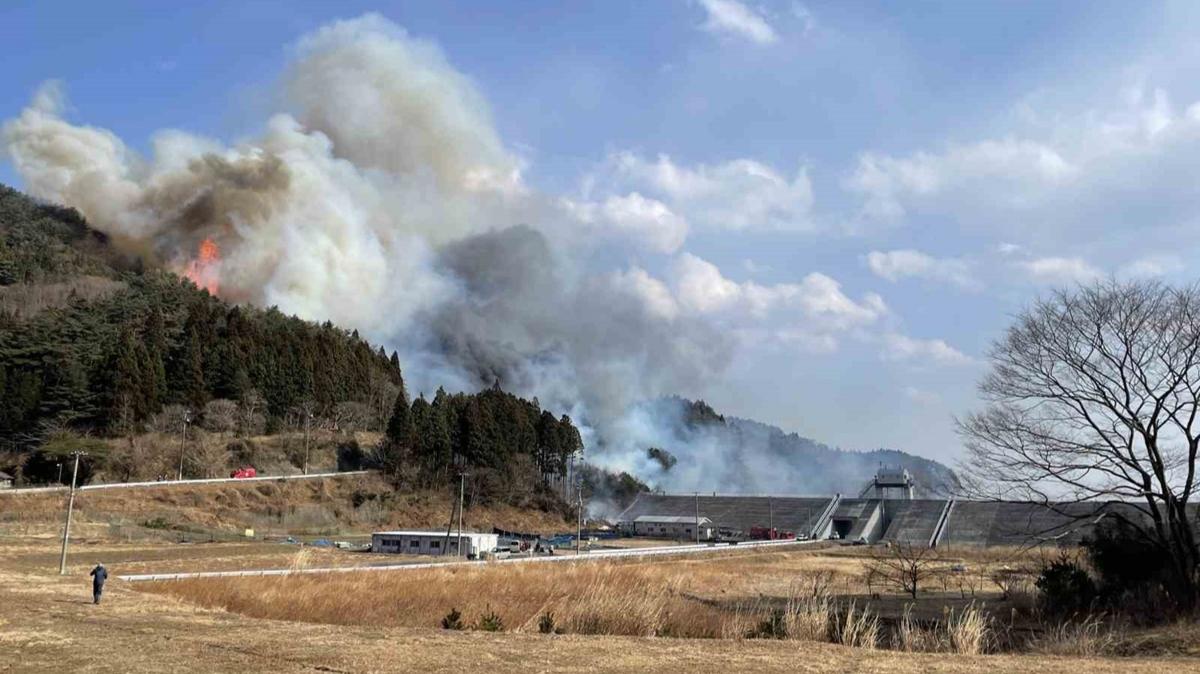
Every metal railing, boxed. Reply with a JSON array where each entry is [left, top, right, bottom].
[[118, 537, 819, 583], [929, 499, 955, 548], [0, 471, 371, 496]]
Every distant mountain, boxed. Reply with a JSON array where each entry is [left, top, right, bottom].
[[634, 397, 960, 497], [725, 415, 960, 497]]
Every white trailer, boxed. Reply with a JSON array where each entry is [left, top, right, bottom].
[[371, 530, 500, 558]]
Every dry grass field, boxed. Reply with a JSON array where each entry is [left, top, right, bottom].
[[0, 472, 572, 541], [3, 479, 1199, 672], [2, 537, 1199, 673]]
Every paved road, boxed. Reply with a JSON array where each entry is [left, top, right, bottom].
[[0, 470, 371, 495], [118, 537, 820, 582]]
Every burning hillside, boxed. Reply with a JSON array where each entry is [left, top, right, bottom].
[[183, 238, 221, 295]]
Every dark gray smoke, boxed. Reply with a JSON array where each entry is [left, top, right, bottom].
[[1, 13, 911, 495]]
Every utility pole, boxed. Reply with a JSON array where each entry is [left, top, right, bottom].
[[456, 472, 466, 558], [58, 451, 83, 575], [176, 409, 192, 481], [576, 481, 583, 555], [302, 410, 313, 475], [769, 497, 774, 531], [694, 492, 701, 544]]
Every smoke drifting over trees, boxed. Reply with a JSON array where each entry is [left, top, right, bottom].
[[1, 14, 948, 493]]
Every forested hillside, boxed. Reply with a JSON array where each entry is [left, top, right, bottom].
[[0, 185, 584, 511], [0, 185, 404, 442], [642, 397, 961, 496]]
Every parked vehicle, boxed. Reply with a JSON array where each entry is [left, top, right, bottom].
[[230, 467, 257, 479], [748, 526, 796, 540]]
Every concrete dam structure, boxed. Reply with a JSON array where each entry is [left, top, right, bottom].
[[616, 493, 1129, 547]]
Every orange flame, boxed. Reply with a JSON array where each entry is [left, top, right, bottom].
[[184, 238, 221, 295]]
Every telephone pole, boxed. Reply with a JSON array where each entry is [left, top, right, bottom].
[[176, 409, 192, 481], [456, 472, 466, 558], [58, 451, 84, 575], [576, 480, 583, 555], [302, 410, 313, 475], [694, 492, 701, 544]]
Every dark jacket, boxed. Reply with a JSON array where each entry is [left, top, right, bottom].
[[90, 565, 108, 587]]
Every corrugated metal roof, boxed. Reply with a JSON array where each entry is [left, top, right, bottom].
[[0, 471, 12, 480], [373, 530, 496, 538], [633, 515, 712, 524]]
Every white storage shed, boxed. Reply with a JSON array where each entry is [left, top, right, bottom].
[[632, 515, 714, 539], [371, 530, 499, 558]]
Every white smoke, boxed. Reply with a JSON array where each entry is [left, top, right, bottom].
[[1, 14, 916, 495], [1, 14, 738, 478]]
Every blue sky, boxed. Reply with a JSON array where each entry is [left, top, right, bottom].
[[5, 1, 1200, 466]]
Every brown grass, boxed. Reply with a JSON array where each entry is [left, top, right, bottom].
[[145, 561, 730, 638], [0, 473, 571, 539], [1033, 614, 1126, 656], [2, 535, 1197, 672]]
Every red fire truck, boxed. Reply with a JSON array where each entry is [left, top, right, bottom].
[[748, 526, 796, 540]]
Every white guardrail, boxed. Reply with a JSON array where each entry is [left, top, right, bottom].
[[118, 537, 819, 583], [0, 470, 371, 496]]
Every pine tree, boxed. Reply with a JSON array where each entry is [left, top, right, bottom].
[[174, 322, 207, 410], [385, 378, 413, 447], [108, 326, 145, 433], [142, 309, 168, 413]]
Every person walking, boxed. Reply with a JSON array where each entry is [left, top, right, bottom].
[[89, 563, 108, 604]]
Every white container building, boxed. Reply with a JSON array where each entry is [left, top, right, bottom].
[[371, 530, 499, 558], [632, 515, 714, 539]]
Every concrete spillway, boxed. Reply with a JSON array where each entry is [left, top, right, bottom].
[[619, 494, 1149, 547], [878, 500, 950, 546], [616, 494, 833, 537]]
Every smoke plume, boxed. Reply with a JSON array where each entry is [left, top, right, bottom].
[[1, 15, 739, 482], [2, 14, 921, 496]]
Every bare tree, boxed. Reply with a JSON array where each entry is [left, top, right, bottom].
[[237, 389, 267, 437], [182, 432, 229, 479], [148, 404, 190, 434], [202, 399, 238, 435], [866, 542, 941, 599], [959, 280, 1200, 604], [331, 401, 370, 434]]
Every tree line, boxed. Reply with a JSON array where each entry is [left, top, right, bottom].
[[377, 382, 583, 508], [0, 184, 591, 512]]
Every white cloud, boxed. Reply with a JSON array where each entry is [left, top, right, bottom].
[[670, 253, 886, 342], [845, 85, 1200, 257], [848, 138, 1075, 223], [562, 192, 689, 253], [882, 333, 973, 366], [604, 151, 814, 231], [864, 249, 976, 289], [1018, 256, 1102, 285], [1118, 254, 1184, 279], [698, 0, 778, 45], [903, 386, 943, 406], [605, 267, 680, 320], [791, 3, 816, 35]]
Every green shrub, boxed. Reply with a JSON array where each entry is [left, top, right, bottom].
[[746, 608, 788, 639], [1036, 554, 1096, 617], [1085, 519, 1169, 598], [475, 605, 504, 632], [440, 608, 464, 630]]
